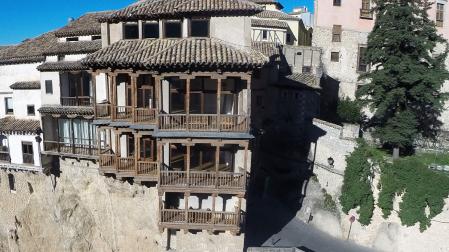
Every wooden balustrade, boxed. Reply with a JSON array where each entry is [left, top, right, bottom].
[[61, 96, 92, 106], [159, 170, 246, 191], [135, 108, 157, 124], [158, 114, 249, 132], [0, 151, 10, 162], [44, 140, 97, 156], [117, 157, 135, 172], [99, 154, 116, 168], [160, 209, 240, 228], [137, 161, 158, 176], [96, 104, 111, 119], [114, 106, 133, 121]]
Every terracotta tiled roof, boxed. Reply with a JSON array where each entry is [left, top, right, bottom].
[[37, 61, 89, 72], [10, 81, 41, 90], [54, 11, 113, 38], [251, 41, 281, 61], [83, 38, 267, 71], [0, 117, 40, 134], [251, 18, 289, 29], [38, 105, 94, 116], [44, 40, 101, 56], [0, 32, 56, 65], [249, 0, 283, 9], [280, 73, 320, 90], [100, 0, 263, 22], [255, 10, 300, 21]]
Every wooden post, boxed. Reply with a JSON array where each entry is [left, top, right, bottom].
[[217, 78, 222, 132], [157, 141, 163, 184], [131, 73, 138, 123], [246, 77, 251, 130], [215, 145, 220, 189], [56, 117, 61, 153], [186, 144, 191, 187], [237, 196, 242, 228], [97, 127, 101, 157], [243, 142, 248, 190], [212, 193, 217, 225], [135, 133, 140, 176], [70, 118, 76, 154], [110, 73, 117, 120], [184, 192, 190, 233], [92, 71, 98, 118], [154, 75, 161, 126], [185, 78, 191, 130]]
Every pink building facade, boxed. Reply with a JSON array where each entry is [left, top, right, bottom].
[[313, 0, 449, 128]]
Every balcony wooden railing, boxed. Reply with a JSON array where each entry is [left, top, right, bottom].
[[0, 151, 10, 162], [61, 96, 92, 107], [160, 209, 240, 230], [96, 104, 111, 119], [135, 108, 157, 124], [23, 153, 34, 165], [96, 105, 157, 124], [159, 170, 246, 191], [158, 114, 249, 132], [114, 106, 133, 121], [99, 153, 116, 169], [43, 140, 98, 156], [117, 157, 135, 172], [137, 161, 158, 176], [360, 8, 373, 19]]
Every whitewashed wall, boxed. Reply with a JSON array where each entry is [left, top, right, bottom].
[[7, 134, 42, 167], [12, 89, 41, 120], [40, 72, 61, 105]]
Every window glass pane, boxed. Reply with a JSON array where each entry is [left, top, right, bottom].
[[124, 23, 139, 39], [143, 22, 159, 38], [190, 20, 209, 37], [5, 98, 13, 114], [45, 80, 53, 94], [27, 105, 35, 116], [165, 21, 182, 38]]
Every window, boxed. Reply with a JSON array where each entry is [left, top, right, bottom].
[[8, 174, 15, 192], [332, 25, 342, 42], [66, 37, 79, 42], [360, 0, 373, 19], [58, 55, 65, 61], [437, 3, 444, 27], [92, 35, 102, 40], [45, 80, 53, 94], [27, 105, 35, 116], [143, 22, 159, 38], [331, 52, 340, 62], [262, 30, 268, 40], [164, 21, 182, 38], [190, 19, 209, 37], [333, 0, 341, 6], [22, 142, 34, 165], [358, 46, 369, 72], [124, 23, 139, 39], [286, 33, 291, 43], [4, 97, 13, 115]]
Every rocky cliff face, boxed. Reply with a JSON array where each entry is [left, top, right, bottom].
[[0, 160, 243, 252]]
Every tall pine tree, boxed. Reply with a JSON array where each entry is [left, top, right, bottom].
[[357, 0, 449, 155]]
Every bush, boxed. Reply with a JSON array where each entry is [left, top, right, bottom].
[[339, 139, 375, 225], [337, 98, 362, 124], [322, 189, 338, 213], [378, 155, 449, 231]]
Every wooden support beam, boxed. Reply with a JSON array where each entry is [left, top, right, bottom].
[[186, 145, 191, 187], [215, 145, 220, 189], [130, 73, 138, 123], [135, 133, 140, 176], [217, 78, 222, 132], [92, 72, 98, 118], [184, 192, 190, 233]]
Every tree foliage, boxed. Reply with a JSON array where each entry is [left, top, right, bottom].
[[378, 155, 449, 231], [339, 140, 375, 225], [357, 0, 449, 150], [337, 98, 363, 124]]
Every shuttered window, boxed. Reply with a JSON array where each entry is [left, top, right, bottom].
[[332, 25, 342, 42], [437, 3, 444, 27], [358, 46, 369, 72]]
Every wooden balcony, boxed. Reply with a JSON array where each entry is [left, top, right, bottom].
[[158, 114, 249, 132], [159, 170, 246, 193], [160, 209, 241, 232], [99, 153, 158, 181], [0, 151, 10, 163], [43, 141, 98, 157], [94, 105, 157, 124], [360, 8, 373, 19], [61, 96, 92, 107]]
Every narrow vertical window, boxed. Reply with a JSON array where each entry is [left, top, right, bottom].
[[360, 0, 373, 19], [4, 97, 13, 115], [45, 80, 53, 94], [27, 105, 35, 116], [8, 174, 15, 192], [262, 30, 268, 40], [437, 3, 444, 27], [358, 46, 369, 72], [332, 25, 342, 42], [333, 0, 341, 6]]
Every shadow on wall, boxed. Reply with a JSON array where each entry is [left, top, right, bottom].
[[319, 75, 340, 124], [244, 114, 327, 249]]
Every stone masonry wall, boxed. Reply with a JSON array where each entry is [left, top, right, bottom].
[[0, 158, 244, 252]]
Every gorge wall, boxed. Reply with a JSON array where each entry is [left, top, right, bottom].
[[0, 159, 243, 252]]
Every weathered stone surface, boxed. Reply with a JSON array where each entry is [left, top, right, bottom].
[[0, 158, 244, 252]]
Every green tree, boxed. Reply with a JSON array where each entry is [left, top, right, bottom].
[[357, 0, 449, 156]]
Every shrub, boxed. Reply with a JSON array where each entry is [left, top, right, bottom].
[[337, 97, 362, 124], [322, 189, 338, 213]]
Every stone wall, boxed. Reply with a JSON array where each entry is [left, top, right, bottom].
[[309, 119, 357, 197], [0, 158, 244, 252]]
